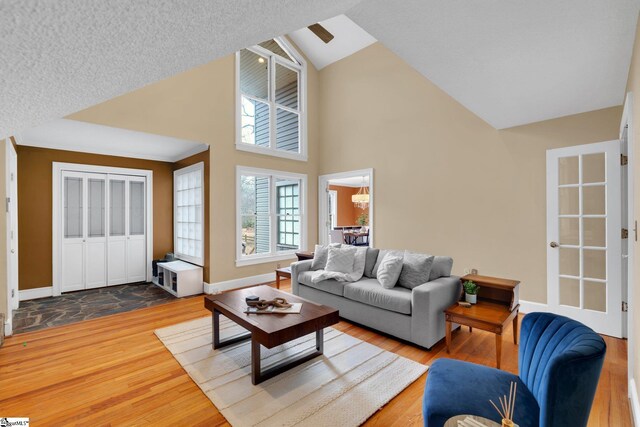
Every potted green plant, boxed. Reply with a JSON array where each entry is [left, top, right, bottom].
[[356, 212, 369, 232], [463, 280, 480, 304]]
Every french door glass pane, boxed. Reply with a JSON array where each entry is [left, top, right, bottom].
[[130, 181, 145, 235], [240, 49, 269, 100], [276, 108, 299, 152], [88, 178, 105, 237], [559, 247, 579, 277], [583, 186, 605, 215], [582, 153, 605, 183], [64, 177, 83, 238], [559, 277, 580, 307], [558, 156, 579, 185], [583, 249, 606, 280], [558, 187, 579, 215], [559, 218, 579, 245], [583, 218, 605, 247], [584, 280, 606, 312], [110, 180, 125, 236]]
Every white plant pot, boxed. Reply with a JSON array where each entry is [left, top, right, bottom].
[[465, 293, 477, 304]]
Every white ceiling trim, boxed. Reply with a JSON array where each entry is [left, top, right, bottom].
[[15, 119, 208, 163]]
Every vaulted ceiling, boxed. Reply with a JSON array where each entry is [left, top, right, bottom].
[[1, 0, 639, 138]]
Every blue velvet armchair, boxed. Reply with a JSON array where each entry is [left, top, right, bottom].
[[423, 312, 606, 427]]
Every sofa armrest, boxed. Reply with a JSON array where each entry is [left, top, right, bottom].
[[410, 276, 461, 349], [290, 260, 314, 295]]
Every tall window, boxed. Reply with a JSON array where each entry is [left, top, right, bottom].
[[174, 162, 204, 266], [237, 166, 306, 265], [237, 37, 307, 161]]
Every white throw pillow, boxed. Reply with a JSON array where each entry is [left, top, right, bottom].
[[311, 243, 341, 271], [325, 246, 357, 274], [377, 254, 404, 289]]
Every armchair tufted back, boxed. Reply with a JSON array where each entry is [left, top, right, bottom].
[[518, 312, 606, 427]]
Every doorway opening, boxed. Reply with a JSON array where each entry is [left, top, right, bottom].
[[318, 169, 374, 247]]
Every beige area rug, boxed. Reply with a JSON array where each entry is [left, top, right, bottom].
[[155, 316, 428, 427]]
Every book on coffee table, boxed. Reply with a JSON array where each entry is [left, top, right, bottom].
[[245, 303, 303, 314]]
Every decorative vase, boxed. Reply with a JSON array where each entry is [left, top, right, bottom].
[[502, 419, 515, 427], [465, 293, 477, 304]]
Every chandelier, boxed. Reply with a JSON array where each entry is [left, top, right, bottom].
[[351, 177, 369, 209]]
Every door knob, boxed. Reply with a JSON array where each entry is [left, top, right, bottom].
[[11, 249, 15, 253], [550, 241, 559, 248]]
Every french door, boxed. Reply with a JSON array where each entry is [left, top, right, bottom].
[[546, 140, 623, 337], [61, 171, 146, 292]]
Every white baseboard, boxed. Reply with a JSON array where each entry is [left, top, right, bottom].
[[4, 320, 11, 338], [630, 379, 640, 427], [519, 299, 549, 314], [204, 273, 275, 294], [19, 286, 53, 301]]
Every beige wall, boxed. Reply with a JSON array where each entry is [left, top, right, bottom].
[[69, 51, 320, 283], [627, 11, 640, 394], [0, 140, 6, 329], [318, 42, 622, 304]]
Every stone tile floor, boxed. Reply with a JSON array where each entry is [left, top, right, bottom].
[[12, 283, 178, 334]]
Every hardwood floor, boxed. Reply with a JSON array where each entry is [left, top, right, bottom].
[[0, 280, 630, 426]]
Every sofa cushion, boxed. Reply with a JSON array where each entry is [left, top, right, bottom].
[[343, 279, 412, 315], [363, 247, 380, 278], [430, 256, 454, 280], [398, 251, 435, 289], [423, 359, 539, 427], [298, 271, 346, 296], [372, 249, 404, 278]]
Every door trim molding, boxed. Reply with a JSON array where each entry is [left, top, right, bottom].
[[318, 168, 374, 247], [19, 286, 53, 301], [52, 162, 154, 297]]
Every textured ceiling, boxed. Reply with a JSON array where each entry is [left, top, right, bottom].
[[0, 0, 362, 139], [347, 0, 640, 128]]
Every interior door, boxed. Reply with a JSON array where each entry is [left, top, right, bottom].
[[547, 140, 622, 337], [85, 173, 107, 288], [107, 175, 127, 285], [61, 171, 86, 292], [127, 176, 146, 283]]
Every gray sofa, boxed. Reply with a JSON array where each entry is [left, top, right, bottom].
[[291, 248, 461, 349]]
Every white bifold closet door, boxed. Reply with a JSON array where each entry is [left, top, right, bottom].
[[107, 175, 147, 285], [61, 171, 146, 292], [62, 172, 107, 292]]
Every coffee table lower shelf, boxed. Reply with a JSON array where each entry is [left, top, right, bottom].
[[212, 308, 325, 385]]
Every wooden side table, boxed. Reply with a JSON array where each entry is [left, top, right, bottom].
[[275, 266, 291, 289], [444, 274, 520, 369], [295, 251, 314, 261]]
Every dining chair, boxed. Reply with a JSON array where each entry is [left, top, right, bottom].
[[329, 229, 344, 244]]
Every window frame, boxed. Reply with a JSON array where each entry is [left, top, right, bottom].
[[173, 162, 205, 266], [236, 166, 307, 266], [235, 37, 308, 161]]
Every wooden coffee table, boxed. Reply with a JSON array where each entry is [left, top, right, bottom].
[[204, 285, 339, 385]]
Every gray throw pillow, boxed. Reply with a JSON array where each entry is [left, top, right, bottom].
[[372, 249, 403, 278], [311, 243, 341, 271], [377, 254, 404, 289], [398, 251, 435, 289], [429, 256, 454, 280], [364, 248, 380, 278], [325, 246, 357, 274]]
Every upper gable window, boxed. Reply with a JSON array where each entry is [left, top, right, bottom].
[[236, 37, 307, 161]]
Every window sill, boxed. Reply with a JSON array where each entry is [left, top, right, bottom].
[[236, 143, 308, 162], [236, 252, 298, 267]]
